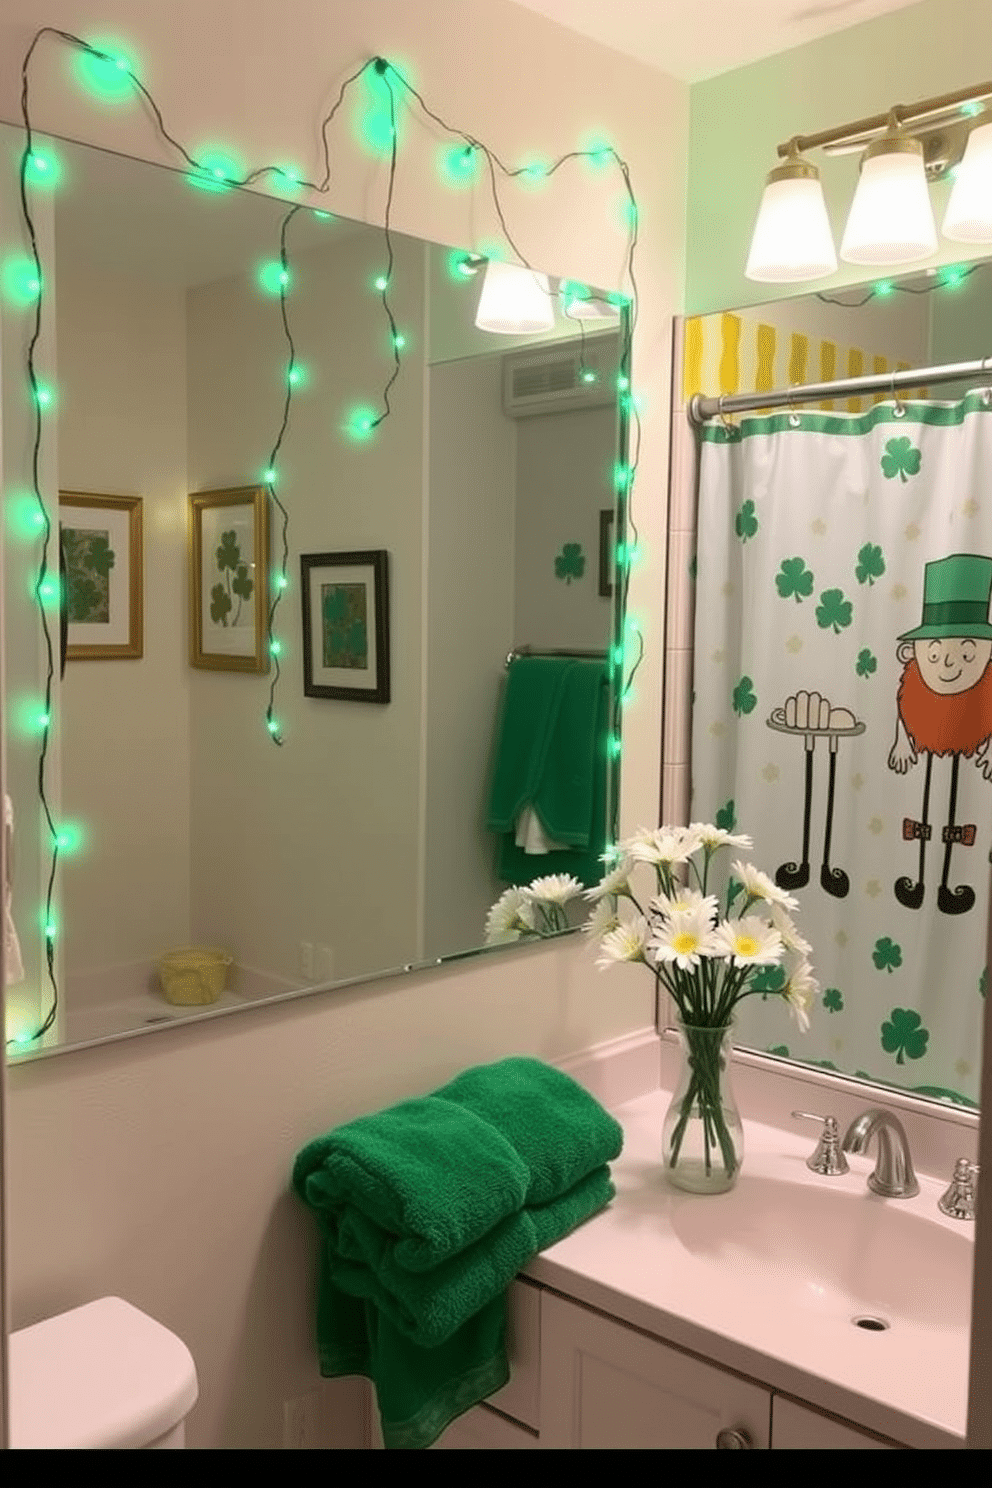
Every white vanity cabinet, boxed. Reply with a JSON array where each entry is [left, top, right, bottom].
[[432, 1284, 911, 1449]]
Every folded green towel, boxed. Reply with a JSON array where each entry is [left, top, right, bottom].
[[486, 657, 609, 888], [292, 1058, 623, 1449]]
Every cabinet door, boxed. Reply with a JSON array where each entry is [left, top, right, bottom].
[[540, 1293, 770, 1450], [771, 1396, 900, 1449], [432, 1404, 539, 1449]]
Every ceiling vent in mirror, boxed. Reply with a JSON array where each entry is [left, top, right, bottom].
[[502, 335, 618, 418]]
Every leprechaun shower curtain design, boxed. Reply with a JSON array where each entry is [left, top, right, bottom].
[[691, 392, 992, 1107]]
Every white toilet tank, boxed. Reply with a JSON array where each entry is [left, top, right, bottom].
[[8, 1296, 199, 1448]]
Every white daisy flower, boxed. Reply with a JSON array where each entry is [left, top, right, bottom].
[[650, 888, 719, 923], [584, 897, 620, 938], [771, 902, 813, 957], [710, 915, 783, 966], [524, 873, 584, 905], [584, 857, 634, 901], [691, 822, 754, 852], [648, 907, 716, 972], [484, 887, 536, 944], [627, 828, 694, 867], [595, 915, 650, 969], [783, 958, 818, 1033], [731, 860, 799, 911]]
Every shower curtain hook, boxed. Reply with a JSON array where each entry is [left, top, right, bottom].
[[717, 394, 736, 433], [787, 385, 801, 427], [891, 370, 906, 418]]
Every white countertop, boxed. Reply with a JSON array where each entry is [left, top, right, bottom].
[[523, 1088, 973, 1449]]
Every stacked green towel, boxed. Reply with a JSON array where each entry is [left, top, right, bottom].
[[486, 657, 609, 888], [292, 1057, 623, 1449]]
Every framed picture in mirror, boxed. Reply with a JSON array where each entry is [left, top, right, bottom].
[[189, 486, 269, 672], [59, 491, 143, 660], [300, 549, 390, 703], [598, 508, 615, 598]]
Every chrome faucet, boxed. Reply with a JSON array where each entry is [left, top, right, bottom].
[[841, 1108, 919, 1198]]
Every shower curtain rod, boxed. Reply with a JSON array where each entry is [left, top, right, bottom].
[[689, 354, 992, 425]]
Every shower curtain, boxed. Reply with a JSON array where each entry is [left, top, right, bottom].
[[691, 391, 992, 1107]]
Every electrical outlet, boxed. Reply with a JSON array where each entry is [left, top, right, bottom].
[[283, 1390, 324, 1448], [300, 942, 314, 980]]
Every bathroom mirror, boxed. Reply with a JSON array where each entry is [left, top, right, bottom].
[[678, 256, 992, 1109], [0, 123, 626, 1055]]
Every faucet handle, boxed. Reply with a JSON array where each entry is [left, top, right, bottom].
[[939, 1157, 979, 1220], [791, 1110, 850, 1175]]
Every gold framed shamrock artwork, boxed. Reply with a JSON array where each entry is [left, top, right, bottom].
[[188, 486, 269, 672], [60, 491, 143, 660]]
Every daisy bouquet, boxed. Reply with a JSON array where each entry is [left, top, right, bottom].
[[586, 823, 817, 1188], [484, 873, 586, 945]]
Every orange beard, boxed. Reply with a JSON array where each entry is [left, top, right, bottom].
[[898, 657, 992, 757]]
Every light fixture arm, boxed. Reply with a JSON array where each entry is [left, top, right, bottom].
[[775, 81, 992, 159]]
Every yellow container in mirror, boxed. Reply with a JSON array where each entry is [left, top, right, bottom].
[[158, 947, 233, 1006]]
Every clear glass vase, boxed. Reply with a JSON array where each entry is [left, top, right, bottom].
[[662, 1022, 743, 1194]]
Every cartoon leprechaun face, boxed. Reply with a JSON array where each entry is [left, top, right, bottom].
[[907, 636, 992, 695]]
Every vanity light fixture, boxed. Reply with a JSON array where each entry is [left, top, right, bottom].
[[474, 259, 555, 334], [840, 117, 937, 265], [746, 81, 992, 282], [745, 142, 837, 283], [943, 116, 992, 242]]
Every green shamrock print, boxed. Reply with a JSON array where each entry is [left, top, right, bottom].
[[231, 564, 254, 603], [855, 543, 885, 586], [752, 965, 786, 998], [856, 648, 877, 678], [881, 436, 922, 482], [823, 987, 844, 1012], [715, 799, 737, 832], [735, 499, 758, 541], [732, 675, 757, 716], [775, 557, 814, 602], [872, 936, 903, 973], [209, 582, 232, 625], [881, 1007, 930, 1064], [216, 530, 241, 572], [87, 534, 116, 578], [767, 1045, 790, 1058], [554, 542, 585, 583], [816, 588, 853, 634]]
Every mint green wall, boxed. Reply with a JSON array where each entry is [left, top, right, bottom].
[[686, 0, 992, 316]]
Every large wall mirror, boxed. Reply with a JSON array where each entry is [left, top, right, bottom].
[[1, 120, 627, 1056], [677, 256, 992, 1110]]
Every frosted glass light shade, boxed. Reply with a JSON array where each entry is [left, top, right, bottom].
[[745, 171, 838, 282], [474, 262, 554, 334], [561, 292, 619, 322], [840, 141, 937, 265], [943, 121, 992, 242]]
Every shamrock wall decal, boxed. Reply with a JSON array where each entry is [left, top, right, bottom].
[[823, 987, 844, 1012], [881, 436, 922, 482], [715, 798, 737, 831], [554, 542, 585, 583], [856, 648, 877, 678], [880, 1006, 930, 1064]]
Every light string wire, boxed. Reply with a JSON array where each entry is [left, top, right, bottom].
[[13, 34, 641, 1039], [815, 259, 987, 307]]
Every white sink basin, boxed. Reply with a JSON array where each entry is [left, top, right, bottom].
[[667, 1172, 973, 1331]]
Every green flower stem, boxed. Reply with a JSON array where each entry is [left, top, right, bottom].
[[667, 1026, 738, 1180]]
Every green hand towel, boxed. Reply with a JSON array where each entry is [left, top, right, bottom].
[[439, 1056, 624, 1205], [313, 1166, 616, 1448], [486, 657, 577, 834], [293, 1058, 623, 1449]]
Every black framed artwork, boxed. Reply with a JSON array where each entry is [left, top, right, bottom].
[[598, 509, 614, 599], [300, 549, 390, 703]]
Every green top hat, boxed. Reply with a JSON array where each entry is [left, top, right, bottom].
[[899, 553, 992, 641]]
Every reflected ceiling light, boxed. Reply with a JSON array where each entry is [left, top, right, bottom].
[[943, 118, 992, 242], [745, 145, 837, 283], [840, 122, 938, 265], [561, 288, 620, 322], [474, 260, 555, 334]]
